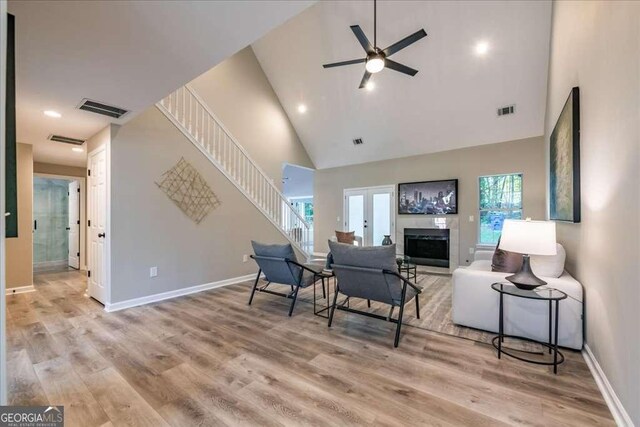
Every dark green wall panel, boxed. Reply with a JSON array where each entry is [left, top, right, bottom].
[[6, 13, 17, 238]]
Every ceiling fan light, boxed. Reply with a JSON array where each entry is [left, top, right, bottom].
[[365, 56, 385, 73]]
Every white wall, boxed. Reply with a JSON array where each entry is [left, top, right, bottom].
[[545, 1, 640, 424], [110, 108, 297, 303], [315, 137, 546, 263], [189, 46, 314, 187], [108, 48, 314, 304]]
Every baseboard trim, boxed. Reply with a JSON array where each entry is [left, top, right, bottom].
[[582, 344, 634, 427], [6, 285, 35, 295], [103, 273, 256, 312]]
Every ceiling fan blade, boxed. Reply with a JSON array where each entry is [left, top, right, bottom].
[[382, 29, 427, 57], [323, 58, 366, 68], [359, 71, 372, 89], [384, 59, 419, 76], [350, 25, 374, 53]]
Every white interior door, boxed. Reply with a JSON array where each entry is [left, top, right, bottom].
[[88, 147, 107, 304], [344, 186, 395, 246], [68, 180, 80, 269]]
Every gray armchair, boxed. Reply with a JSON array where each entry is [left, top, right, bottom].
[[327, 241, 422, 347], [249, 241, 324, 316]]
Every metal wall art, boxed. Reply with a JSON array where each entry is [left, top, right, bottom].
[[156, 157, 221, 224]]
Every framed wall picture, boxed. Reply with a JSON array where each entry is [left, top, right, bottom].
[[398, 179, 458, 215], [549, 87, 580, 223]]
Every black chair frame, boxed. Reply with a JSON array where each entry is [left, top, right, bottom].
[[328, 267, 422, 347], [248, 255, 323, 316]]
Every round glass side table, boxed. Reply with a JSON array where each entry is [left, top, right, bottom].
[[491, 282, 568, 374], [398, 262, 417, 281]]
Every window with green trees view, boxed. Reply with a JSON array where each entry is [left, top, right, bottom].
[[479, 173, 523, 245]]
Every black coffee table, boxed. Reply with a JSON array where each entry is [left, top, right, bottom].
[[491, 282, 567, 374]]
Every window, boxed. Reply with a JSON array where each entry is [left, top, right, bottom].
[[478, 174, 523, 245], [290, 199, 314, 225]]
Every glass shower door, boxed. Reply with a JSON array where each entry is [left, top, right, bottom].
[[33, 177, 69, 270]]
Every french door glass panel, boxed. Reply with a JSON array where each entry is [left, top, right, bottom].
[[347, 194, 365, 242], [371, 193, 391, 246], [344, 187, 394, 247]]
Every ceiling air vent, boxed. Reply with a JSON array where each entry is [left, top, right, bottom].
[[353, 138, 364, 145], [497, 105, 515, 117], [48, 134, 85, 145], [78, 98, 129, 119]]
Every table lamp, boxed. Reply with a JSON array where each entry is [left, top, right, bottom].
[[498, 219, 557, 290]]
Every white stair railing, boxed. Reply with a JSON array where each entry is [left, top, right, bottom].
[[156, 84, 312, 258]]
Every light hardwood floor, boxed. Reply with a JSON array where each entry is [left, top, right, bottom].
[[296, 272, 497, 343], [7, 270, 613, 426]]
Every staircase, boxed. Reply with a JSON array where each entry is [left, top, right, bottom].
[[156, 84, 312, 259]]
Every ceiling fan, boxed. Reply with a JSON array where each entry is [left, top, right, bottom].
[[323, 0, 427, 89]]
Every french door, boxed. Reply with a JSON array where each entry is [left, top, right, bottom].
[[343, 186, 395, 247]]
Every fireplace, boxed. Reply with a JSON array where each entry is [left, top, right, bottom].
[[404, 228, 450, 268]]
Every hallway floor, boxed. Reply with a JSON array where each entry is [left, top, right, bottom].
[[7, 270, 613, 426]]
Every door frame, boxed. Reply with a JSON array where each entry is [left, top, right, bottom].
[[87, 144, 111, 306], [343, 185, 396, 246], [33, 173, 86, 271]]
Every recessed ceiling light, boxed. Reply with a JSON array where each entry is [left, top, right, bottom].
[[475, 41, 489, 56], [297, 104, 307, 114], [71, 147, 84, 153], [365, 81, 375, 91], [44, 110, 62, 118]]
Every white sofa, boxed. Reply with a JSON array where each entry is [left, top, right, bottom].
[[452, 245, 584, 350]]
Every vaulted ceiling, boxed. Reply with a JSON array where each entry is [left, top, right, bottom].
[[252, 1, 552, 169], [9, 0, 314, 166]]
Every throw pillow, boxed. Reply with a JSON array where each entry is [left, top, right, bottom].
[[491, 236, 523, 273], [335, 230, 356, 244]]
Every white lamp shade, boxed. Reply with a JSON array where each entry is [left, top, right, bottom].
[[498, 219, 557, 255]]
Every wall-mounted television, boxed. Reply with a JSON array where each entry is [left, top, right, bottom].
[[398, 179, 458, 215]]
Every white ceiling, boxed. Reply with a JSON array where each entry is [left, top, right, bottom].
[[8, 0, 314, 167], [252, 1, 552, 169]]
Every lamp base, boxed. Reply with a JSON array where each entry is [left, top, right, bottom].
[[506, 254, 547, 290]]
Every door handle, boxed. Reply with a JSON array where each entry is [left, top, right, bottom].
[[66, 227, 71, 230], [34, 220, 37, 230], [98, 233, 106, 238]]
